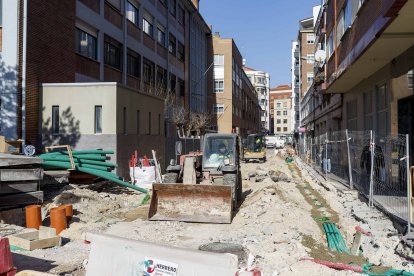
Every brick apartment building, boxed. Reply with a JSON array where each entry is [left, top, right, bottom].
[[209, 33, 261, 136], [309, 0, 414, 160], [0, 0, 211, 174], [270, 85, 292, 135]]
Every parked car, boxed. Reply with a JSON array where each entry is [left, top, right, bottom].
[[265, 136, 285, 149]]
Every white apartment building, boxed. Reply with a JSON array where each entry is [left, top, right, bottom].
[[243, 66, 270, 132], [291, 41, 300, 131]]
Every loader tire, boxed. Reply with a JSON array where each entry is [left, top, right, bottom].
[[223, 173, 237, 208], [237, 171, 243, 202], [163, 173, 178, 183]]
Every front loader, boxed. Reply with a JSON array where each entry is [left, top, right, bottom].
[[148, 134, 242, 224]]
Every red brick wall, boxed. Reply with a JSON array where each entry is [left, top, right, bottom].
[[25, 0, 76, 146]]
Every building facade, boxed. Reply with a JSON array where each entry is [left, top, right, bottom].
[[0, 0, 211, 145], [209, 33, 260, 136], [270, 86, 293, 135], [291, 41, 300, 131], [42, 83, 165, 177], [243, 66, 270, 132], [319, 0, 414, 158]]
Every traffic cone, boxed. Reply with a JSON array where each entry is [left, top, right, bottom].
[[0, 237, 16, 276]]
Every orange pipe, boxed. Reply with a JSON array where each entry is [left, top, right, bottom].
[[25, 205, 42, 230], [50, 207, 67, 234], [60, 204, 73, 222]]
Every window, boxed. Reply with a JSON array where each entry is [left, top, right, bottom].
[[107, 0, 121, 10], [177, 41, 184, 62], [307, 34, 315, 44], [283, 111, 288, 115], [307, 54, 315, 64], [157, 25, 166, 46], [148, 112, 151, 135], [158, 114, 161, 135], [345, 0, 352, 28], [276, 103, 281, 107], [283, 102, 287, 107], [327, 32, 334, 58], [277, 119, 281, 124], [127, 51, 141, 78], [156, 66, 167, 90], [213, 104, 224, 114], [137, 110, 140, 134], [143, 12, 154, 37], [363, 91, 373, 130], [104, 36, 122, 70], [76, 28, 97, 60], [376, 84, 389, 135], [143, 58, 155, 84], [52, 106, 59, 134], [307, 72, 314, 83], [170, 0, 176, 16], [169, 33, 176, 55], [123, 107, 127, 134], [214, 55, 224, 66], [178, 78, 185, 96], [126, 1, 138, 25], [177, 5, 185, 25], [214, 79, 224, 93], [255, 76, 265, 85], [336, 9, 345, 44], [170, 73, 176, 93], [94, 106, 102, 134], [347, 99, 357, 131], [283, 119, 288, 124], [283, 127, 288, 132], [277, 111, 281, 116], [277, 127, 281, 132]]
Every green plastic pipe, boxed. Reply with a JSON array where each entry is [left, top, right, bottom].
[[41, 161, 122, 180], [77, 167, 148, 194], [41, 157, 117, 168], [42, 161, 112, 172], [40, 155, 109, 161], [43, 150, 114, 155]]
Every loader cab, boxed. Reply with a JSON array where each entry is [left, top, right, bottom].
[[202, 134, 239, 171]]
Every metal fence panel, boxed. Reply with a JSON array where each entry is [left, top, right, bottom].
[[298, 129, 411, 231], [372, 133, 409, 224]]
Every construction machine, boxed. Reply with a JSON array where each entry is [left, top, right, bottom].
[[148, 134, 242, 224], [243, 134, 266, 163]]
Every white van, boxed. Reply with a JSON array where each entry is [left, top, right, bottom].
[[265, 136, 285, 149]]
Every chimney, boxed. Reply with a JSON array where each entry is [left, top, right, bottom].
[[191, 0, 199, 10]]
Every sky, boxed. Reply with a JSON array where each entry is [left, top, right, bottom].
[[200, 0, 320, 88]]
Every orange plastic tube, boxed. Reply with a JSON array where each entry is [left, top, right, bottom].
[[25, 205, 42, 230], [50, 207, 67, 234], [60, 204, 73, 222]]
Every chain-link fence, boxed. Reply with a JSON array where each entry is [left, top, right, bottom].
[[300, 130, 412, 232]]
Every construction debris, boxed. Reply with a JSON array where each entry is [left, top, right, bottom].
[[0, 154, 44, 211]]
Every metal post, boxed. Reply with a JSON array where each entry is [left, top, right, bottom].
[[369, 130, 375, 207], [310, 137, 313, 165], [346, 129, 353, 189], [406, 134, 411, 233], [325, 132, 328, 179]]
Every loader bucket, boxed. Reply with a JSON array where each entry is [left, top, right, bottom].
[[148, 184, 233, 224]]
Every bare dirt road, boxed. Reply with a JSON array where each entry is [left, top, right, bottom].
[[3, 149, 414, 275]]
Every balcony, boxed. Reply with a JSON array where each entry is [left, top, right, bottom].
[[294, 65, 299, 76]]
